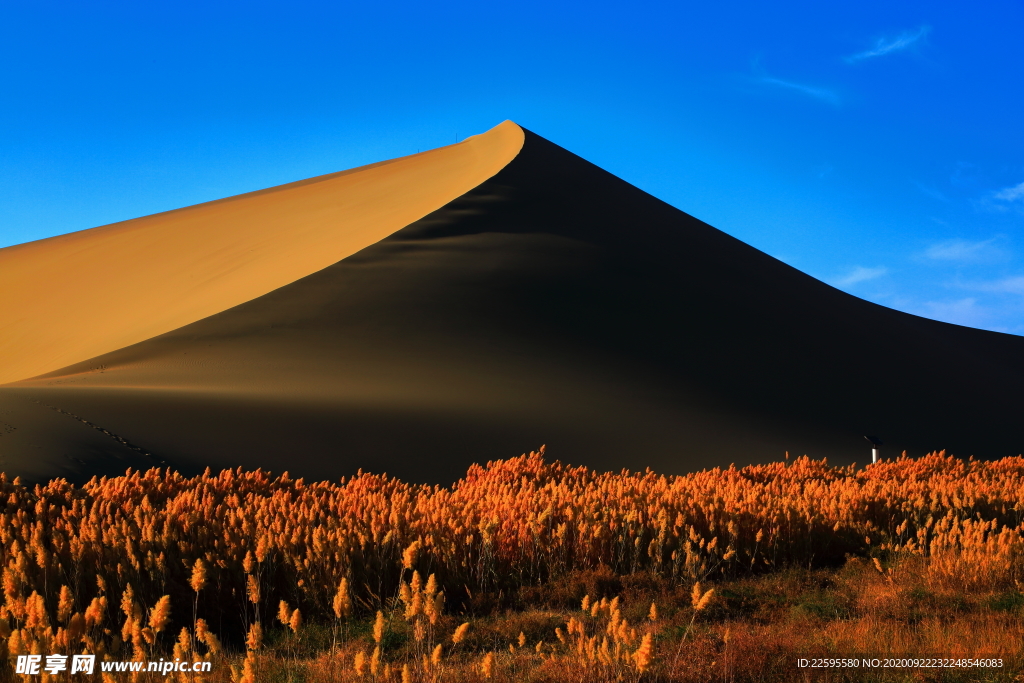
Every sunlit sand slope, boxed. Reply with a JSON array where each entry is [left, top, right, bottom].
[[0, 121, 524, 386], [2, 127, 1024, 484]]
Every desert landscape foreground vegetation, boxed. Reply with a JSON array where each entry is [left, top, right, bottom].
[[0, 447, 1020, 682]]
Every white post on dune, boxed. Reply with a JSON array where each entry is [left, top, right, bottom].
[[864, 436, 882, 464]]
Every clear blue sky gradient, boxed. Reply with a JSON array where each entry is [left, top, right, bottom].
[[3, 1, 1023, 332]]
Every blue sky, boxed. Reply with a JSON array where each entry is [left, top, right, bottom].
[[2, 1, 1023, 333]]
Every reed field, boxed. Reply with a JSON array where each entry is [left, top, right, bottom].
[[1, 447, 1022, 682]]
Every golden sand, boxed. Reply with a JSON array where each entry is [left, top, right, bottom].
[[0, 121, 524, 386]]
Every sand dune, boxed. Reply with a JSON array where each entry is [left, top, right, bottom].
[[2, 123, 1024, 484], [0, 121, 523, 386]]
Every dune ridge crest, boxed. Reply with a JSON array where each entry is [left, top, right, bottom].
[[0, 121, 524, 386]]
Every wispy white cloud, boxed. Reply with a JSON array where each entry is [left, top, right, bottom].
[[846, 26, 931, 63], [833, 265, 888, 286], [759, 77, 840, 106], [993, 181, 1024, 203], [906, 295, 1024, 333], [968, 276, 1024, 296], [922, 237, 1009, 264], [916, 297, 989, 327], [978, 180, 1024, 214]]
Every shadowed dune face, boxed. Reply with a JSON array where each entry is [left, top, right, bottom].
[[0, 121, 524, 387], [2, 126, 1024, 484]]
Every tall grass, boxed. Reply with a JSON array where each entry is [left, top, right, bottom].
[[0, 448, 1021, 680]]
